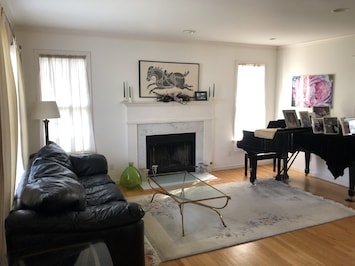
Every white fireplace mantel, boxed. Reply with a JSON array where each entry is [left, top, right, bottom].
[[123, 101, 214, 124], [123, 101, 215, 169]]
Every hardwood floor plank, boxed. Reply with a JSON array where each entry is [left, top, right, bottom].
[[120, 165, 355, 265]]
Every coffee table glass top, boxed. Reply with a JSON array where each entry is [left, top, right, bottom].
[[148, 171, 229, 203]]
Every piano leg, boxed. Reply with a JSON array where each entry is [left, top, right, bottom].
[[346, 163, 355, 202], [275, 157, 289, 181], [275, 158, 282, 181], [304, 151, 310, 175], [250, 156, 257, 185]]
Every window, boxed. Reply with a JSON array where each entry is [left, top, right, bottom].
[[38, 54, 96, 153], [234, 63, 266, 140]]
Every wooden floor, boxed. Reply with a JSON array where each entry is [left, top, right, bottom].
[[120, 165, 355, 265]]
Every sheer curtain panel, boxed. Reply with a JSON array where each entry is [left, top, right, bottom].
[[39, 55, 96, 153], [0, 10, 18, 265]]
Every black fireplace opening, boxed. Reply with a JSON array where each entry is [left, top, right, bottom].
[[146, 133, 196, 174]]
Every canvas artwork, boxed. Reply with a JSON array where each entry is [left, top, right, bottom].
[[291, 74, 334, 108], [139, 60, 200, 98]]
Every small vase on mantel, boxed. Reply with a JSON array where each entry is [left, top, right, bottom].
[[120, 162, 142, 189]]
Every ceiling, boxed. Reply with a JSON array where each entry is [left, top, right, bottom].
[[2, 0, 355, 46]]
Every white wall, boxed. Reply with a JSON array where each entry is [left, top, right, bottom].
[[276, 35, 355, 186], [17, 29, 277, 180]]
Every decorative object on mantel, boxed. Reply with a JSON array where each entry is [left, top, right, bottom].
[[208, 83, 216, 101], [154, 91, 190, 104], [139, 60, 199, 98], [123, 81, 133, 102], [195, 91, 208, 101], [119, 162, 142, 189]]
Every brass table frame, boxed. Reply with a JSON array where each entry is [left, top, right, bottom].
[[147, 171, 231, 236]]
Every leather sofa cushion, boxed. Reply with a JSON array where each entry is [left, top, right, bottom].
[[80, 174, 126, 204], [5, 201, 144, 234], [29, 157, 78, 182], [21, 176, 86, 212], [34, 142, 74, 171], [70, 154, 108, 176], [29, 142, 77, 182], [22, 142, 87, 212]]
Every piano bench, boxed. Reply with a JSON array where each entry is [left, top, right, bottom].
[[244, 152, 278, 176]]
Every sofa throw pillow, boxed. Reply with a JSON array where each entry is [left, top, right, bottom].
[[21, 176, 86, 212], [70, 154, 108, 177]]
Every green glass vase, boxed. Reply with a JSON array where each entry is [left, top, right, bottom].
[[120, 162, 142, 189]]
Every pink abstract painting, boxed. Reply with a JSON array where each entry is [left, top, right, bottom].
[[292, 74, 334, 107]]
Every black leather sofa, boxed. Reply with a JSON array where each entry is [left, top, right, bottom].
[[5, 142, 145, 266]]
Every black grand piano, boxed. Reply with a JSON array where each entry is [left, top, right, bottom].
[[237, 120, 355, 201]]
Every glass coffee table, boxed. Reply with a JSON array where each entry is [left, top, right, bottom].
[[147, 171, 231, 236]]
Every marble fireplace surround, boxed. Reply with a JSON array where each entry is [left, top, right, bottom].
[[124, 102, 214, 171]]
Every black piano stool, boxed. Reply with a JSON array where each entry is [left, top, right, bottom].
[[244, 152, 278, 176]]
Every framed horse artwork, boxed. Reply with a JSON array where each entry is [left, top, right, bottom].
[[139, 60, 200, 98]]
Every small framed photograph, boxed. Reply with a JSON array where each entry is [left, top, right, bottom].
[[313, 105, 330, 118], [311, 117, 324, 134], [299, 111, 312, 127], [323, 117, 339, 135], [340, 118, 351, 136], [195, 91, 208, 101], [282, 110, 300, 128]]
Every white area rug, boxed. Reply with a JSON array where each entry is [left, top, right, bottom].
[[129, 178, 355, 262], [140, 172, 218, 190]]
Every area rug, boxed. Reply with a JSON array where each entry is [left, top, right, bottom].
[[128, 178, 355, 262]]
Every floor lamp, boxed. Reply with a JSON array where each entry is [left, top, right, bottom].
[[32, 101, 60, 145]]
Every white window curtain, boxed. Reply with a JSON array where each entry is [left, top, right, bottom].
[[0, 10, 18, 264], [39, 55, 96, 153], [11, 40, 29, 189], [234, 63, 266, 140]]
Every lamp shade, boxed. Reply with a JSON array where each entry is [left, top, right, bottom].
[[31, 101, 60, 120]]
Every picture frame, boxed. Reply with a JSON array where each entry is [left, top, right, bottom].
[[340, 118, 351, 135], [299, 111, 312, 127], [282, 110, 300, 128], [291, 74, 334, 108], [323, 117, 339, 135], [313, 105, 330, 118], [139, 60, 200, 98], [311, 117, 324, 134], [194, 91, 208, 101]]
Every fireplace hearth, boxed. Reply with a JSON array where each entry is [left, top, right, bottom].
[[146, 133, 196, 174]]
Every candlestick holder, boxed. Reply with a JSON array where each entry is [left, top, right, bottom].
[[151, 165, 158, 176]]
